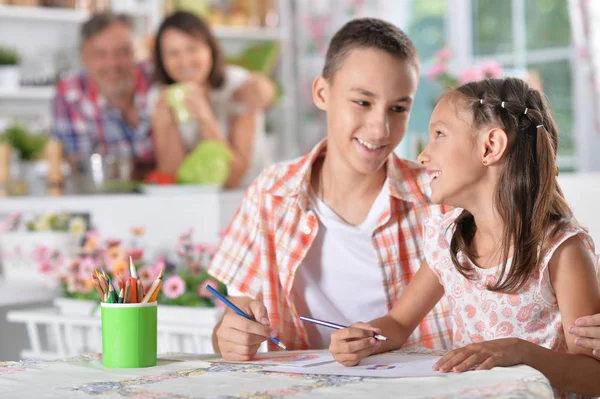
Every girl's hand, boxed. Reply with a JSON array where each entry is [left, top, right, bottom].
[[570, 313, 600, 359], [433, 338, 525, 373], [185, 83, 214, 122], [329, 322, 382, 367]]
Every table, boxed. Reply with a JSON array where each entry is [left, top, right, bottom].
[[0, 351, 554, 398]]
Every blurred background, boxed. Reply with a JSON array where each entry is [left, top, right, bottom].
[[1, 0, 598, 177], [0, 0, 599, 362]]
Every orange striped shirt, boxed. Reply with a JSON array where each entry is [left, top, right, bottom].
[[209, 140, 452, 351]]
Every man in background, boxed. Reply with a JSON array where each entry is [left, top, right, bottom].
[[51, 12, 275, 179]]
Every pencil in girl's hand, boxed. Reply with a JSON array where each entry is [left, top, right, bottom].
[[299, 316, 389, 341], [205, 285, 288, 350]]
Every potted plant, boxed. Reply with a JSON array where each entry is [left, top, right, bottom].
[[1, 123, 49, 196], [0, 46, 20, 90]]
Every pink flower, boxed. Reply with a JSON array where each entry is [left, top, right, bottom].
[[427, 62, 446, 81], [458, 66, 485, 84], [480, 60, 503, 78], [31, 246, 49, 262], [38, 260, 55, 275], [138, 265, 155, 288], [162, 275, 186, 299], [77, 256, 97, 280], [152, 258, 165, 276], [197, 279, 218, 298], [435, 47, 452, 61], [129, 248, 143, 262]]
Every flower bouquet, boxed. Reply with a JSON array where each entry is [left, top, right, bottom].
[[34, 227, 226, 307]]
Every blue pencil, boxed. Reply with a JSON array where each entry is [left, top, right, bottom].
[[300, 315, 389, 341], [206, 285, 288, 350]]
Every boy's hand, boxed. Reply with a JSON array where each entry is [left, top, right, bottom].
[[329, 322, 382, 367], [571, 313, 600, 358], [215, 300, 277, 361], [432, 338, 525, 373]]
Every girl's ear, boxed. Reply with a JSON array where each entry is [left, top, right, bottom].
[[312, 75, 329, 111], [481, 128, 508, 165]]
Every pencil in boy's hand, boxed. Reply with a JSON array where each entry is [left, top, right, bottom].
[[299, 316, 389, 341], [205, 285, 288, 351]]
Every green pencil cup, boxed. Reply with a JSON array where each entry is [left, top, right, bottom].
[[101, 302, 157, 368]]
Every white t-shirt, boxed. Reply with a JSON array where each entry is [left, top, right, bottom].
[[228, 180, 390, 348], [148, 65, 270, 186]]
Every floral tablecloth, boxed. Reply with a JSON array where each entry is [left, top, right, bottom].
[[0, 351, 554, 399]]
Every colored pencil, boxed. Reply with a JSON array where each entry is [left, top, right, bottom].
[[129, 256, 138, 279], [299, 316, 388, 341], [136, 279, 144, 303], [206, 285, 288, 350], [91, 273, 104, 299], [124, 279, 132, 303], [106, 285, 116, 303], [141, 268, 163, 303], [129, 257, 138, 303]]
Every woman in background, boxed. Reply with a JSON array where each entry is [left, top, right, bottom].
[[150, 11, 275, 188]]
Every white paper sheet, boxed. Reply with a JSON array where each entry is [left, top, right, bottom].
[[263, 353, 447, 378], [210, 349, 335, 367]]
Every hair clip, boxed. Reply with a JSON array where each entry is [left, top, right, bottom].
[[501, 101, 505, 109], [536, 124, 544, 129], [479, 99, 484, 105], [524, 108, 528, 115]]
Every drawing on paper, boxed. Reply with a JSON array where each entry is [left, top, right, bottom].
[[366, 364, 396, 370], [268, 354, 320, 363]]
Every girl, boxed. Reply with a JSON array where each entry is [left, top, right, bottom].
[[150, 11, 275, 188], [329, 77, 600, 397]]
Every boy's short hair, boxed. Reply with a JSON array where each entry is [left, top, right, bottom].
[[322, 18, 419, 82]]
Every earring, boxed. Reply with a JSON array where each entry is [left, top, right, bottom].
[[482, 159, 488, 165]]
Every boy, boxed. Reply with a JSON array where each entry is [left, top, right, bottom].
[[208, 18, 452, 361]]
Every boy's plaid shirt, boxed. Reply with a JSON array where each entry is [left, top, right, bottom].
[[209, 140, 452, 351], [51, 62, 154, 163]]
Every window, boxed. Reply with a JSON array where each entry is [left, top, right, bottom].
[[399, 0, 574, 168], [472, 0, 574, 169]]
